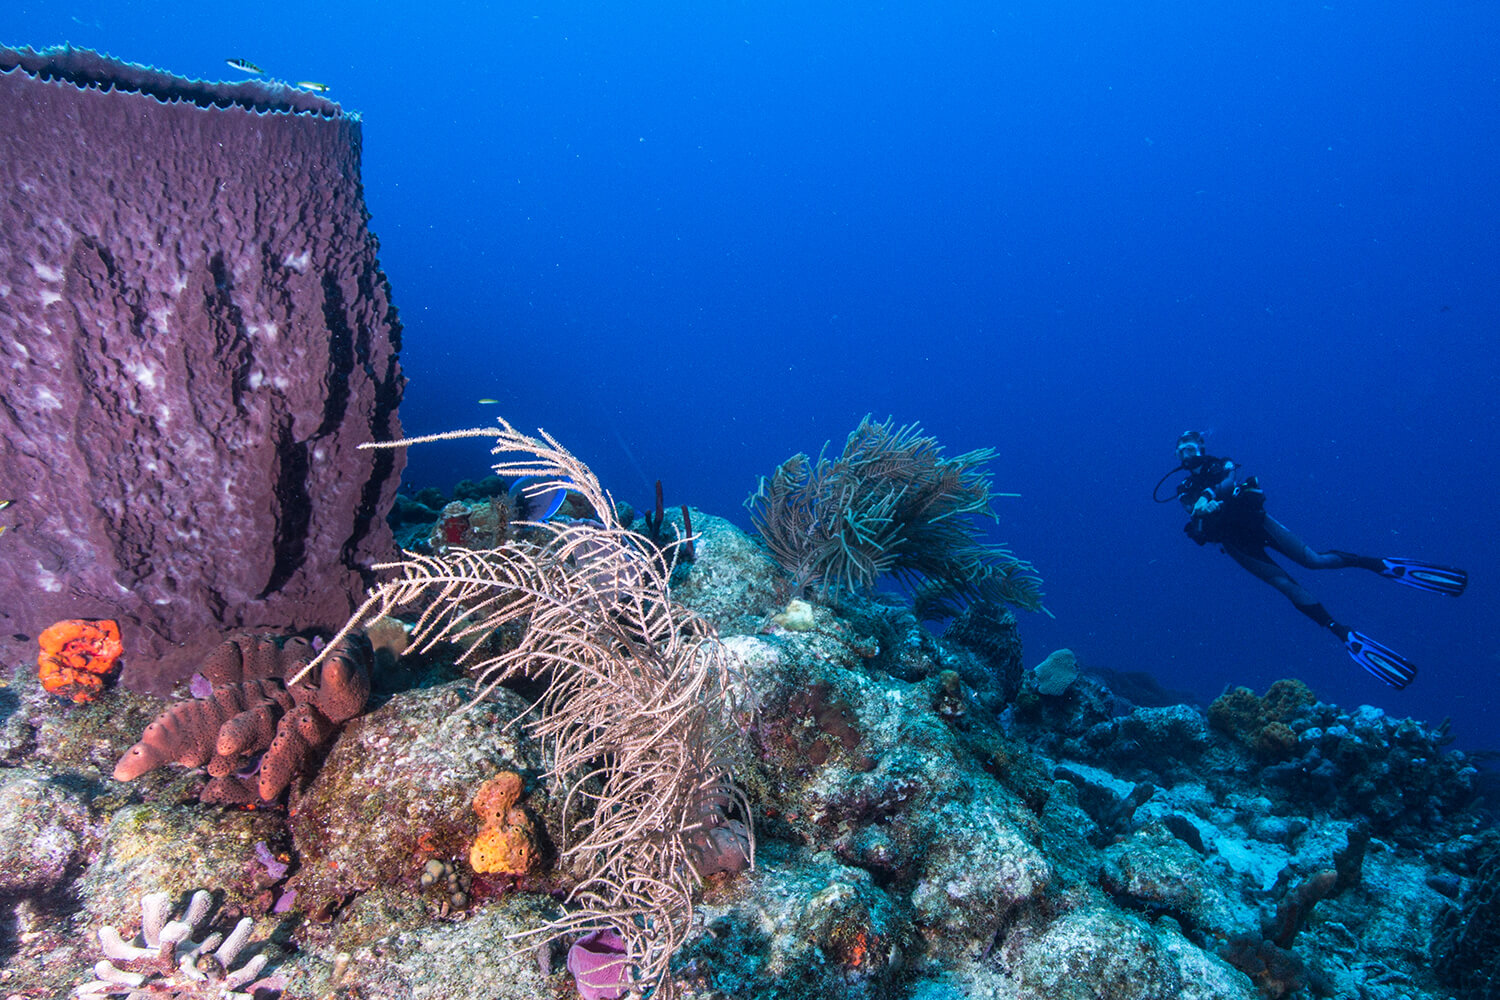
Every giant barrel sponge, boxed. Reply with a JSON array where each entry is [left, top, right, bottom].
[[0, 46, 405, 692]]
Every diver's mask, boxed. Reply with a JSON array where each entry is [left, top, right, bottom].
[[1175, 431, 1207, 469]]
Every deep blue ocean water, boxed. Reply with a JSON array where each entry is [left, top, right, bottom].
[[10, 2, 1498, 751]]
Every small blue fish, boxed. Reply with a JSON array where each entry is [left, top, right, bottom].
[[509, 477, 570, 522]]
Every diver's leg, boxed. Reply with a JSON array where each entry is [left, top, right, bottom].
[[1222, 542, 1317, 604], [1222, 543, 1345, 635], [1223, 542, 1417, 687], [1262, 517, 1368, 570], [1269, 516, 1468, 595]]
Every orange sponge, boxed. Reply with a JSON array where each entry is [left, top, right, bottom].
[[38, 619, 124, 703], [472, 770, 524, 826], [469, 771, 540, 875], [470, 817, 538, 875]]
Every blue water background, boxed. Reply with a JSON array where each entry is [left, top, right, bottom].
[[10, 2, 1499, 749]]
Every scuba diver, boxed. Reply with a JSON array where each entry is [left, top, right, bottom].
[[1155, 431, 1467, 689]]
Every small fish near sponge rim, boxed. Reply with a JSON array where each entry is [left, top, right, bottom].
[[38, 619, 124, 703]]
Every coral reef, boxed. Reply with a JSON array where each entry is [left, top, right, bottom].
[[0, 421, 1490, 1000], [113, 632, 372, 805], [1209, 679, 1315, 747], [37, 618, 124, 703], [1433, 834, 1500, 999], [0, 44, 404, 694]]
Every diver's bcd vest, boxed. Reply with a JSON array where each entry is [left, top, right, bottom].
[[1179, 457, 1265, 545]]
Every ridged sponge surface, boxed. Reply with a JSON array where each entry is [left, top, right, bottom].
[[0, 46, 405, 691]]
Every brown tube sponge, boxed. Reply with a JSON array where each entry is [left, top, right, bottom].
[[0, 46, 405, 693], [113, 631, 372, 805]]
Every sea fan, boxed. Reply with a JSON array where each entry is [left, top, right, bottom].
[[291, 418, 752, 998]]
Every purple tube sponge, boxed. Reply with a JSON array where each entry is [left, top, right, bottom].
[[566, 929, 632, 1000]]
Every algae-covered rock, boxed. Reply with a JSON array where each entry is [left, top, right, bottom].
[[1155, 919, 1261, 1000], [909, 799, 1052, 958], [285, 894, 563, 1000], [0, 765, 98, 895], [1093, 703, 1212, 768], [686, 843, 907, 999], [75, 801, 289, 928], [941, 601, 1025, 706], [284, 682, 543, 920], [664, 510, 784, 636], [1015, 907, 1183, 1000], [1099, 824, 1254, 939]]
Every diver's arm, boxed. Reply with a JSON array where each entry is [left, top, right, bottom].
[[1185, 458, 1236, 517], [1198, 459, 1237, 503]]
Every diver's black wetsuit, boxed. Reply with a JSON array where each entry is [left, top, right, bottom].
[[1169, 448, 1467, 688], [1176, 455, 1379, 639]]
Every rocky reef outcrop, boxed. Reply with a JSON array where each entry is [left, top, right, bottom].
[[0, 506, 1490, 1000]]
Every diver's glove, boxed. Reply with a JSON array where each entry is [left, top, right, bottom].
[[1191, 496, 1222, 517]]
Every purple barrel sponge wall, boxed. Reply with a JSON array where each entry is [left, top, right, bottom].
[[0, 46, 405, 692]]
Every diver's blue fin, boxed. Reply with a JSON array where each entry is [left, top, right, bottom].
[[1379, 558, 1468, 597], [1343, 630, 1417, 689]]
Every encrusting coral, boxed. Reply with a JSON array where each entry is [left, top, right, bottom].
[[113, 631, 372, 804], [1208, 678, 1315, 759], [74, 887, 282, 998], [37, 618, 124, 703], [290, 418, 753, 998]]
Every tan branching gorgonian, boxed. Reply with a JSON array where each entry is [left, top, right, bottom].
[[291, 418, 752, 997], [746, 414, 1047, 614]]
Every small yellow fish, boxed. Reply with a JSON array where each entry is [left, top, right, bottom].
[[296, 81, 331, 94], [226, 58, 263, 75], [477, 398, 501, 405], [0, 499, 10, 510], [0, 525, 6, 537]]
